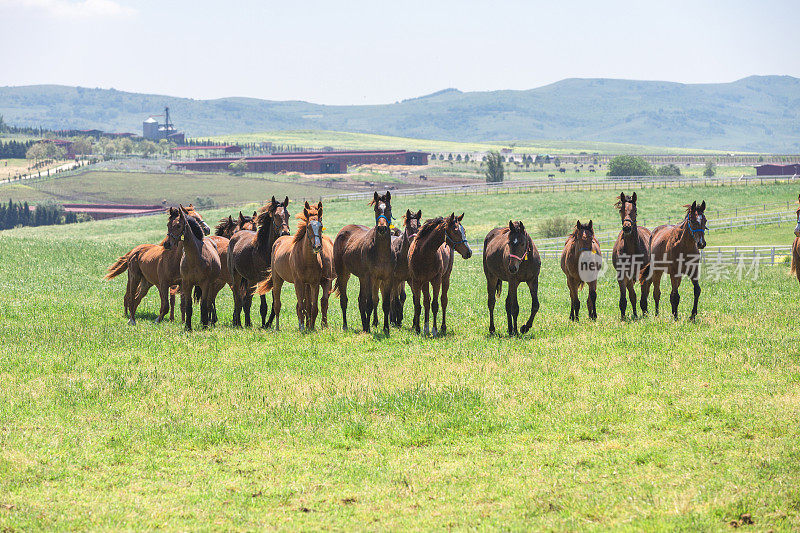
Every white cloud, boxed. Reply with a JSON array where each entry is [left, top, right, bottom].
[[2, 0, 136, 18]]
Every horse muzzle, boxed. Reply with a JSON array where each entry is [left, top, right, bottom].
[[459, 245, 473, 259], [377, 225, 389, 234], [201, 222, 211, 236], [622, 224, 633, 234], [509, 262, 519, 274], [794, 224, 800, 237]]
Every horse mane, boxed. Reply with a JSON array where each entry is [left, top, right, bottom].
[[185, 214, 205, 241], [614, 196, 633, 210], [158, 235, 170, 246], [257, 210, 272, 228], [416, 217, 445, 241], [214, 217, 234, 236], [292, 205, 321, 244]]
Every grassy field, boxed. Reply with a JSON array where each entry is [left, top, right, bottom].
[[204, 130, 730, 156], [1, 184, 799, 530], [0, 170, 341, 207]]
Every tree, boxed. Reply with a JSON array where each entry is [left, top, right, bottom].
[[485, 151, 504, 183], [116, 138, 134, 155], [139, 140, 158, 157], [0, 114, 6, 133], [229, 159, 247, 175], [72, 137, 93, 156], [553, 157, 561, 168], [607, 155, 653, 177], [656, 163, 681, 176], [703, 160, 716, 177]]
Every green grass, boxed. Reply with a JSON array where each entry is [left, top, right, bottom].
[[1, 184, 799, 530], [203, 130, 729, 156], [0, 170, 341, 207]]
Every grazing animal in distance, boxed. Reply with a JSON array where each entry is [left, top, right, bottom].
[[483, 220, 541, 335], [560, 220, 601, 321], [333, 191, 395, 335], [611, 192, 652, 320], [648, 201, 708, 320], [257, 201, 334, 331], [407, 213, 473, 336]]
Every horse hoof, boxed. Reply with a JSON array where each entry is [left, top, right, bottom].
[[489, 327, 495, 335], [127, 319, 136, 326], [431, 328, 438, 337], [520, 325, 530, 335]]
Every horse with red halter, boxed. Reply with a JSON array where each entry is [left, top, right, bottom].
[[407, 213, 473, 336], [792, 194, 800, 285], [648, 200, 708, 320], [105, 204, 210, 324], [483, 220, 541, 335], [560, 220, 601, 321], [333, 191, 395, 335], [214, 211, 257, 239], [166, 205, 225, 330], [611, 192, 652, 320], [389, 209, 422, 327], [257, 202, 334, 331], [228, 196, 291, 327]]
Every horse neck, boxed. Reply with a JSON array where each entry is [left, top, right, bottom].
[[621, 224, 639, 249], [370, 226, 392, 254], [257, 222, 276, 259], [182, 224, 204, 259], [418, 224, 446, 259], [675, 216, 697, 251]]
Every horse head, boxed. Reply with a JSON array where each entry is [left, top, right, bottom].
[[303, 201, 324, 254], [506, 220, 528, 274], [445, 212, 472, 259], [371, 191, 393, 235], [616, 191, 637, 235], [268, 196, 291, 237], [184, 203, 211, 235], [164, 206, 185, 249], [685, 200, 707, 249], [574, 220, 595, 251], [794, 193, 800, 237], [404, 209, 422, 239]]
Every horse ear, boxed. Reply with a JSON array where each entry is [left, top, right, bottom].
[[284, 196, 289, 206], [588, 220, 593, 230], [619, 192, 625, 203], [373, 191, 380, 204], [632, 192, 637, 203], [691, 200, 697, 211], [271, 195, 276, 204], [416, 210, 422, 219], [406, 209, 412, 219], [457, 212, 464, 222], [576, 219, 581, 228], [317, 201, 322, 210], [519, 221, 525, 232], [699, 200, 706, 212], [305, 201, 311, 209], [252, 211, 257, 218], [239, 211, 245, 224], [509, 220, 514, 231], [228, 215, 233, 223], [448, 212, 455, 222], [386, 191, 391, 202]]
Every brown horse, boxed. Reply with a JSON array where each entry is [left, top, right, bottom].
[[611, 192, 652, 320], [214, 211, 257, 239], [649, 201, 707, 320], [483, 220, 541, 335], [257, 201, 334, 331], [389, 209, 422, 327], [333, 191, 394, 335], [407, 213, 473, 336], [105, 204, 210, 324], [228, 196, 291, 327], [792, 194, 800, 285], [560, 220, 601, 321], [167, 205, 225, 330]]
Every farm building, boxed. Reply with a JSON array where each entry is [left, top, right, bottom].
[[170, 145, 243, 158], [142, 107, 185, 144], [755, 164, 800, 176], [171, 150, 428, 174]]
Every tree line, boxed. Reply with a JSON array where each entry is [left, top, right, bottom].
[[0, 139, 37, 159], [0, 199, 82, 230]]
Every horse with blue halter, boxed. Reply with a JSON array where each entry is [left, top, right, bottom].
[[648, 200, 708, 320], [333, 191, 395, 334]]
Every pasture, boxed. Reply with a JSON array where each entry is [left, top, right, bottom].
[[1, 184, 799, 530]]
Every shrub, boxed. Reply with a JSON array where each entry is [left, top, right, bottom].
[[656, 164, 681, 176], [703, 161, 716, 177], [607, 155, 653, 177], [485, 151, 504, 183], [538, 216, 573, 238], [194, 196, 217, 209]]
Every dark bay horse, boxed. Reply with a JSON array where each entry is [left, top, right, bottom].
[[333, 191, 394, 335], [649, 201, 707, 320], [228, 196, 291, 327], [214, 211, 257, 239], [611, 192, 652, 320], [792, 194, 800, 285], [168, 205, 225, 330], [106, 205, 210, 324], [407, 213, 472, 336], [389, 209, 422, 327], [560, 220, 601, 321], [483, 220, 541, 335], [257, 202, 334, 331]]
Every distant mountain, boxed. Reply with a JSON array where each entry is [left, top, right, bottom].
[[1, 76, 798, 152]]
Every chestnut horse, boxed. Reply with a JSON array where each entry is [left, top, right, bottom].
[[483, 220, 541, 335], [333, 191, 394, 335], [257, 202, 333, 331], [560, 220, 601, 321], [407, 213, 473, 336], [389, 209, 422, 327], [214, 211, 257, 239], [611, 192, 652, 320], [167, 205, 225, 330], [649, 201, 707, 320], [105, 204, 210, 324], [228, 196, 291, 327], [792, 194, 800, 285]]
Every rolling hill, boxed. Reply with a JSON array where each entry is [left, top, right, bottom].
[[1, 76, 798, 152]]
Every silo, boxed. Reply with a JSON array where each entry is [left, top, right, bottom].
[[142, 117, 159, 140]]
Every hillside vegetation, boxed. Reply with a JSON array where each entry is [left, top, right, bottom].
[[1, 76, 799, 151]]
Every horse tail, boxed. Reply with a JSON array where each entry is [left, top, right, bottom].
[[792, 246, 798, 276], [639, 261, 651, 284], [257, 272, 273, 296], [494, 279, 502, 297], [169, 285, 180, 296], [333, 277, 342, 298], [104, 250, 133, 279], [193, 286, 202, 302]]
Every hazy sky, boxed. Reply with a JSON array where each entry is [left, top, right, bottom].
[[1, 0, 798, 105]]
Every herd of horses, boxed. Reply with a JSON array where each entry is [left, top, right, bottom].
[[105, 191, 712, 335]]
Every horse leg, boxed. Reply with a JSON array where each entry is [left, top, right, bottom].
[[372, 292, 379, 328], [398, 284, 407, 326], [128, 280, 151, 326], [271, 275, 284, 331], [430, 277, 441, 337], [440, 275, 450, 336], [368, 281, 381, 334], [652, 272, 662, 316], [296, 283, 306, 332], [338, 273, 350, 331], [617, 278, 627, 320], [358, 279, 372, 333], [568, 280, 579, 321], [506, 281, 519, 336], [588, 280, 598, 320], [669, 275, 682, 320], [520, 278, 539, 335], [320, 278, 331, 328], [487, 276, 498, 335], [310, 282, 321, 330], [169, 290, 175, 321], [156, 283, 170, 323], [183, 284, 193, 331], [422, 283, 431, 336], [411, 280, 422, 335], [380, 282, 391, 336], [627, 279, 638, 320], [640, 276, 651, 316], [260, 294, 269, 328], [689, 277, 701, 321], [243, 290, 253, 328], [231, 275, 243, 327]]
